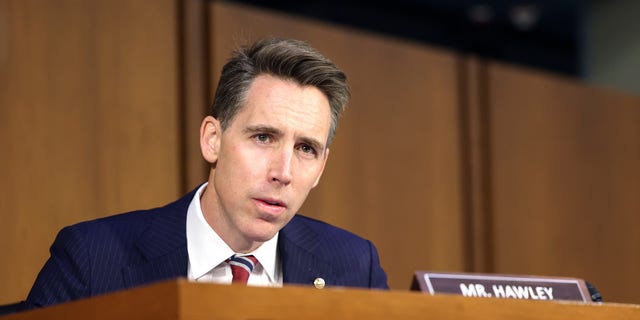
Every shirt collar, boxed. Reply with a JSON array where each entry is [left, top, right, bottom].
[[186, 182, 279, 281]]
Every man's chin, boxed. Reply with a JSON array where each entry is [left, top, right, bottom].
[[244, 224, 280, 242], [241, 216, 292, 244]]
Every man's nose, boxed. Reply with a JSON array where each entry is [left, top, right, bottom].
[[269, 147, 293, 185]]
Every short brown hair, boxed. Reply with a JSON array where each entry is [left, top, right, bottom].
[[210, 38, 350, 145]]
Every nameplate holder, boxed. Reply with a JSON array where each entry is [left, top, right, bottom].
[[411, 271, 590, 302]]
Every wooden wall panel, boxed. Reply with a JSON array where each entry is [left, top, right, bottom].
[[485, 62, 640, 303], [179, 0, 211, 191], [209, 2, 467, 289], [0, 0, 181, 303], [3, 0, 635, 307]]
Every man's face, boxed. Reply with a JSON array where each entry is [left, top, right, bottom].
[[200, 74, 331, 252]]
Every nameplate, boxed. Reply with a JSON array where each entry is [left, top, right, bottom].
[[411, 272, 590, 302]]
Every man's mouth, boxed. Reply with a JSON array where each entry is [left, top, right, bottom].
[[253, 198, 287, 218], [256, 198, 286, 208]]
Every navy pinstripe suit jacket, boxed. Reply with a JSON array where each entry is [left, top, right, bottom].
[[24, 188, 388, 308]]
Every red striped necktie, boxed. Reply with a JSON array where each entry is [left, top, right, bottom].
[[227, 254, 258, 284]]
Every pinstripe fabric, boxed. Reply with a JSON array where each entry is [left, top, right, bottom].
[[24, 187, 388, 309], [279, 215, 388, 289]]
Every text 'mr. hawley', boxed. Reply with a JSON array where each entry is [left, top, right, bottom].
[[460, 283, 554, 300]]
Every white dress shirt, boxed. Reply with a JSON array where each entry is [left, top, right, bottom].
[[186, 183, 283, 286]]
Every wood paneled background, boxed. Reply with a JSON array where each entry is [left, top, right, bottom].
[[0, 0, 182, 304], [1, 0, 638, 305], [485, 63, 640, 303]]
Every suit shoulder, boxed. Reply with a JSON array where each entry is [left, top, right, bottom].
[[68, 208, 155, 234], [65, 191, 194, 235]]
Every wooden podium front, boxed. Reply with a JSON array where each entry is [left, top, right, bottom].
[[3, 279, 639, 319]]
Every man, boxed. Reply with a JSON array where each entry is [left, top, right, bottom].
[[24, 38, 388, 309]]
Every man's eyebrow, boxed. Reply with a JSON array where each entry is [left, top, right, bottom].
[[243, 125, 282, 136]]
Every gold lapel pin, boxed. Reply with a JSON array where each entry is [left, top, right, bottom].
[[313, 277, 325, 289]]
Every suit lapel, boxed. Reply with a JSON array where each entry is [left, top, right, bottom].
[[120, 190, 337, 288], [122, 189, 197, 288], [279, 216, 337, 286]]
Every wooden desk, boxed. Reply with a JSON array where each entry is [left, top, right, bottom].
[[4, 279, 639, 319]]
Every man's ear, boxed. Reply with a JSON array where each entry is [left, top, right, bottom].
[[312, 148, 330, 188], [200, 116, 222, 164]]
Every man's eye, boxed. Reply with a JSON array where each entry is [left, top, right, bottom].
[[299, 144, 317, 155], [254, 134, 270, 143]]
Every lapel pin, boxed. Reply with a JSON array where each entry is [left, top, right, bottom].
[[313, 277, 325, 289]]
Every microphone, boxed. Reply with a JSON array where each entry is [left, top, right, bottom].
[[585, 281, 602, 302]]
